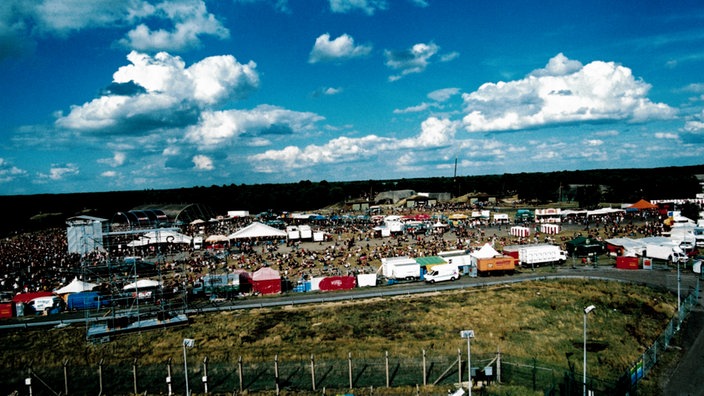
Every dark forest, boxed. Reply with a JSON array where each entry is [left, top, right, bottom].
[[2, 165, 702, 236]]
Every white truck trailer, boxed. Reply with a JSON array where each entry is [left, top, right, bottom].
[[502, 244, 568, 268], [643, 243, 688, 263], [381, 256, 421, 282]]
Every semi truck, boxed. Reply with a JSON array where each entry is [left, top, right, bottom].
[[502, 244, 568, 268]]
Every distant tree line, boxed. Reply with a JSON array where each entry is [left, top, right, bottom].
[[0, 165, 702, 237]]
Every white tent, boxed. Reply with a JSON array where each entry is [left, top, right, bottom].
[[227, 222, 287, 239], [54, 277, 98, 294], [472, 243, 501, 259], [123, 279, 161, 290], [205, 234, 229, 243], [127, 230, 192, 247]]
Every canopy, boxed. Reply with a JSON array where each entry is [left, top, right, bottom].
[[628, 199, 658, 211], [123, 279, 161, 290], [205, 234, 229, 243], [227, 222, 287, 239], [472, 243, 501, 259], [251, 267, 280, 281], [54, 277, 98, 294]]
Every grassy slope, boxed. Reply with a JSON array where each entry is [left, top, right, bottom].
[[0, 279, 676, 387]]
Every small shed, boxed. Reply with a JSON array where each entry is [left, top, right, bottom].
[[540, 224, 561, 235], [510, 226, 530, 237]]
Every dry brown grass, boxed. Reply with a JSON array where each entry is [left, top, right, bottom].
[[0, 279, 676, 384]]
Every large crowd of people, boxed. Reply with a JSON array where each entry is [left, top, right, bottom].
[[0, 201, 692, 308]]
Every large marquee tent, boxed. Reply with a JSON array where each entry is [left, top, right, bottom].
[[54, 277, 98, 294], [227, 222, 287, 240]]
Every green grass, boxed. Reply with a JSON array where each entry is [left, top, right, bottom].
[[0, 279, 676, 386]]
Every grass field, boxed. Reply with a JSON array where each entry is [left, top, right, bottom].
[[0, 278, 678, 395]]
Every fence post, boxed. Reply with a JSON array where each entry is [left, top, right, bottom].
[[167, 358, 173, 396], [63, 359, 69, 396], [238, 356, 243, 393], [311, 354, 316, 391], [458, 348, 462, 387], [133, 358, 138, 395], [385, 351, 390, 388], [274, 354, 280, 396], [26, 366, 33, 396], [98, 359, 103, 396], [348, 353, 353, 390], [496, 347, 501, 383], [422, 349, 426, 386], [203, 356, 209, 394]]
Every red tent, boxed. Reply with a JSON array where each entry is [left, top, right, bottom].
[[627, 199, 658, 211], [12, 291, 54, 303], [250, 267, 281, 295]]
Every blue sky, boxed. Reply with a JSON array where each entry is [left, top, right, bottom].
[[1, 0, 703, 195]]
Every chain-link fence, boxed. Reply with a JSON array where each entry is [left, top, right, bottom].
[[0, 351, 622, 395]]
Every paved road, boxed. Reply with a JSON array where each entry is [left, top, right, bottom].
[[663, 297, 704, 396]]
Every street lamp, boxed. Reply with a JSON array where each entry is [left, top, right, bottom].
[[183, 338, 195, 396], [460, 330, 475, 395], [583, 305, 595, 396]]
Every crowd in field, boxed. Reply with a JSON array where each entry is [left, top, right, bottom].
[[0, 203, 682, 300]]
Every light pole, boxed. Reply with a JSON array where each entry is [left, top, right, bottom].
[[183, 338, 195, 396], [460, 330, 475, 395], [583, 305, 595, 396]]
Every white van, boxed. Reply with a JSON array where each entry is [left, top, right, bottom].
[[424, 264, 460, 283]]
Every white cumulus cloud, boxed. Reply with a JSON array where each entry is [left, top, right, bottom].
[[98, 152, 127, 167], [192, 154, 214, 170], [249, 116, 456, 171], [16, 0, 229, 53], [328, 0, 387, 15], [34, 0, 131, 34], [39, 163, 79, 181], [0, 158, 27, 183], [119, 0, 229, 52], [428, 87, 460, 102], [461, 53, 676, 132], [413, 117, 457, 147], [56, 51, 259, 133], [249, 134, 393, 172], [385, 42, 439, 81], [185, 105, 324, 149], [654, 132, 678, 139], [309, 33, 372, 63]]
